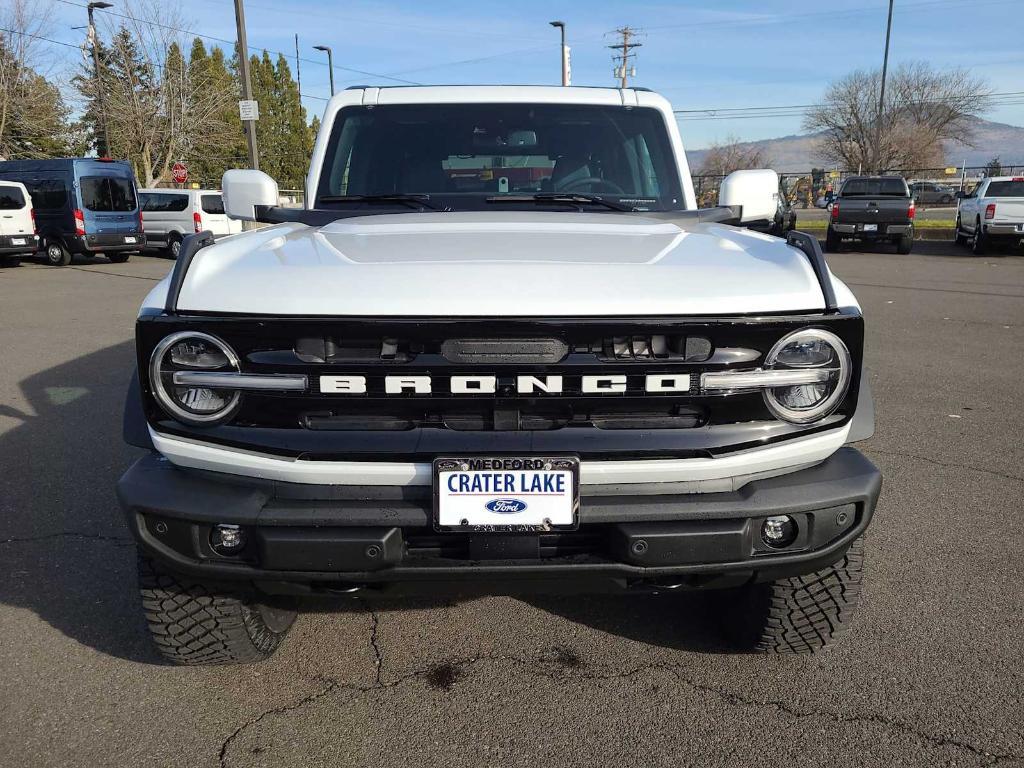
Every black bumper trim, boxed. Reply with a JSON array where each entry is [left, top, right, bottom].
[[119, 447, 881, 587]]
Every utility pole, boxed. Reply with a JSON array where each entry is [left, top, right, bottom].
[[549, 21, 568, 86], [313, 45, 335, 96], [87, 2, 113, 158], [608, 26, 641, 88], [874, 0, 895, 173], [295, 34, 301, 98], [233, 0, 259, 170]]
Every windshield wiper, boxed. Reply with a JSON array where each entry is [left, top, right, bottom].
[[485, 193, 635, 212], [318, 194, 443, 211]]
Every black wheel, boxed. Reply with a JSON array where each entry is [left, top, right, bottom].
[[137, 555, 296, 665], [167, 233, 183, 259], [2, 256, 22, 267], [896, 232, 913, 254], [107, 252, 130, 264], [824, 226, 841, 252], [720, 537, 864, 653], [44, 240, 72, 266], [954, 215, 968, 246], [971, 219, 987, 255]]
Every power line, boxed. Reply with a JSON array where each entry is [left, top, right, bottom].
[[607, 26, 642, 89]]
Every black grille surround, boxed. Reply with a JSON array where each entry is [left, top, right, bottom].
[[137, 310, 864, 462]]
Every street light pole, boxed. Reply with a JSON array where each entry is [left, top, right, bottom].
[[87, 2, 113, 158], [233, 0, 259, 170], [549, 21, 567, 86], [874, 0, 895, 172], [313, 45, 335, 96]]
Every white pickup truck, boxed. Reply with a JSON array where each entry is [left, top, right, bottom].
[[955, 176, 1024, 253], [117, 86, 880, 665]]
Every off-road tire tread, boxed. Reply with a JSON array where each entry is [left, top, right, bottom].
[[137, 555, 294, 665], [729, 537, 864, 654]]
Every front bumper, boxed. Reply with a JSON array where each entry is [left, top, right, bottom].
[[119, 447, 881, 595]]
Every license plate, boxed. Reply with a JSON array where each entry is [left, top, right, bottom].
[[11, 237, 26, 245], [862, 224, 878, 232], [433, 456, 580, 532], [124, 236, 137, 244]]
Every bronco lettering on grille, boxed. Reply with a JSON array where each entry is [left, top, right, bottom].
[[319, 374, 691, 395]]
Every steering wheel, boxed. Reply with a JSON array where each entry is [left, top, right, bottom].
[[559, 176, 625, 195]]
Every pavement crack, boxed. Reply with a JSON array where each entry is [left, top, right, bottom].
[[69, 266, 161, 282], [667, 669, 1019, 765], [864, 447, 1024, 483], [218, 675, 343, 768], [363, 601, 384, 686], [0, 531, 132, 546]]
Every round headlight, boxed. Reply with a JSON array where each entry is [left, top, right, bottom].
[[763, 328, 851, 424], [150, 331, 241, 424]]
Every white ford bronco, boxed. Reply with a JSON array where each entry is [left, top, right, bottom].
[[118, 86, 880, 664]]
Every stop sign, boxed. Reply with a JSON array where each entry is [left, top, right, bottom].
[[171, 162, 188, 184]]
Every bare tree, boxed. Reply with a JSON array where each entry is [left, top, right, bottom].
[[805, 63, 991, 172], [698, 135, 771, 176], [78, 0, 238, 185], [0, 0, 76, 158]]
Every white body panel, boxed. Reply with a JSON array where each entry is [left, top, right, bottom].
[[958, 177, 1024, 229], [149, 423, 850, 490], [168, 211, 829, 316], [0, 181, 35, 241]]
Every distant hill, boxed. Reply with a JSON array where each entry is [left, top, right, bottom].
[[685, 118, 1024, 173]]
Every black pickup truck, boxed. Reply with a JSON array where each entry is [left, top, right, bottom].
[[826, 176, 915, 254]]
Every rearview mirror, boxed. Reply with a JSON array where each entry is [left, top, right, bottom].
[[222, 169, 279, 221], [718, 169, 779, 223]]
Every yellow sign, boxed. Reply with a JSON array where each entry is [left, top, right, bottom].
[[829, 171, 840, 179], [944, 167, 957, 175]]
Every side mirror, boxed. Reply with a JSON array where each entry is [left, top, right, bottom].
[[718, 169, 780, 223], [954, 190, 965, 199], [222, 169, 279, 221]]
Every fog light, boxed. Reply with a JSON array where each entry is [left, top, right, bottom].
[[761, 515, 798, 548], [211, 524, 245, 554]]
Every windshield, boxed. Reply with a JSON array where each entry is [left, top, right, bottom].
[[81, 176, 137, 212], [841, 178, 907, 197], [315, 103, 684, 212], [985, 180, 1024, 197]]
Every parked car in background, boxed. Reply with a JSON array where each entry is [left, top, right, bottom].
[[138, 188, 241, 258], [826, 175, 915, 254], [955, 176, 1024, 254], [0, 180, 39, 266], [747, 178, 796, 237], [909, 181, 955, 205], [0, 158, 144, 266]]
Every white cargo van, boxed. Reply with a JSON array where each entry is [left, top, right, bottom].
[[138, 188, 241, 258], [0, 180, 38, 266]]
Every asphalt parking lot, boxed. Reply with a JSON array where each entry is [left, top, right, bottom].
[[1, 241, 1022, 767]]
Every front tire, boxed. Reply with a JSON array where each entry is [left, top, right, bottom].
[[137, 555, 296, 665], [720, 536, 864, 653], [954, 215, 968, 246], [44, 240, 71, 266]]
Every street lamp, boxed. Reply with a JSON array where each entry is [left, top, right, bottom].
[[313, 45, 335, 96], [87, 2, 113, 158], [549, 21, 567, 86]]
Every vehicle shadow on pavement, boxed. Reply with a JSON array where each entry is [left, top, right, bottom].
[[0, 340, 161, 664]]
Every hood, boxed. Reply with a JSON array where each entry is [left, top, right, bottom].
[[169, 211, 828, 316]]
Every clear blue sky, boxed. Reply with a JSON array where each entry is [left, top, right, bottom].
[[44, 0, 1024, 149]]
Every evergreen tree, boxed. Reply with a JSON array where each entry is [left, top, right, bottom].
[[250, 51, 313, 189], [0, 40, 78, 158], [186, 39, 246, 187]]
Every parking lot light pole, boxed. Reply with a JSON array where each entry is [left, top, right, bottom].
[[233, 0, 259, 171], [87, 2, 113, 158], [313, 45, 335, 96], [549, 21, 567, 86]]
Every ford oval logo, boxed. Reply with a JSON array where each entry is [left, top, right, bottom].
[[485, 498, 528, 514]]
